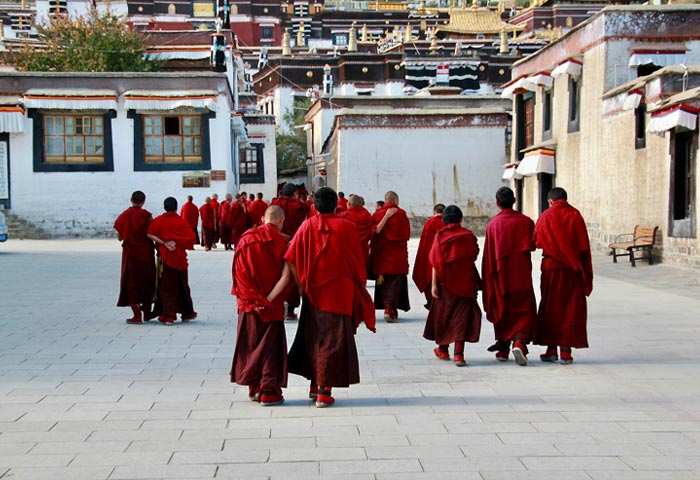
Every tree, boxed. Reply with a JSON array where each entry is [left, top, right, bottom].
[[7, 9, 159, 72], [276, 97, 310, 172]]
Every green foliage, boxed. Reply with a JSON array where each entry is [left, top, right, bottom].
[[8, 9, 159, 72], [276, 96, 311, 171]]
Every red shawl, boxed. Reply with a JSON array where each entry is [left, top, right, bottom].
[[114, 206, 154, 262], [412, 215, 445, 292], [199, 203, 215, 228], [227, 201, 249, 230], [147, 212, 196, 270], [285, 214, 376, 332], [429, 223, 480, 298], [219, 200, 231, 226], [232, 223, 288, 322], [249, 199, 269, 227], [338, 206, 375, 262], [271, 196, 309, 237], [534, 200, 593, 296], [335, 197, 348, 213], [179, 202, 199, 229], [481, 209, 535, 324], [370, 202, 411, 275]]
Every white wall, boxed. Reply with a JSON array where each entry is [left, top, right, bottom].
[[240, 121, 278, 200]]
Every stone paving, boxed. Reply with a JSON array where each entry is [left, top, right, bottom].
[[0, 238, 699, 480]]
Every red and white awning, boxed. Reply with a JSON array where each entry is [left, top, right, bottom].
[[0, 106, 25, 133], [501, 76, 531, 99], [124, 90, 218, 111], [516, 148, 556, 176], [551, 59, 582, 79], [501, 163, 523, 180], [629, 50, 686, 68], [622, 89, 643, 111], [22, 89, 118, 110], [523, 72, 553, 90], [647, 104, 698, 134]]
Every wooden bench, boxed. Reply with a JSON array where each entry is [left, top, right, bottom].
[[608, 225, 658, 267]]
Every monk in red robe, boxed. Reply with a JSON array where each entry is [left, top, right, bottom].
[[180, 195, 200, 246], [412, 204, 445, 310], [199, 197, 215, 251], [114, 190, 156, 324], [209, 193, 220, 248], [305, 193, 319, 217], [286, 187, 376, 408], [249, 192, 269, 228], [481, 187, 537, 366], [219, 193, 233, 251], [228, 194, 250, 247], [424, 205, 481, 367], [271, 183, 309, 319], [231, 205, 291, 406], [338, 194, 375, 266], [533, 187, 593, 365], [147, 197, 197, 325], [335, 191, 348, 213], [370, 191, 411, 322]]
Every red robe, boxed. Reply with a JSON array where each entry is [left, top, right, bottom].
[[335, 197, 348, 213], [148, 212, 196, 270], [370, 202, 410, 275], [228, 201, 250, 246], [424, 224, 482, 345], [481, 209, 537, 343], [271, 196, 309, 238], [533, 199, 593, 348], [199, 203, 215, 229], [114, 206, 155, 307], [338, 206, 375, 264], [412, 215, 445, 293], [179, 202, 199, 229], [248, 199, 269, 228]]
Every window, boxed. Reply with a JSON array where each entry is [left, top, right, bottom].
[[30, 110, 115, 172], [260, 26, 274, 39], [524, 93, 535, 148], [44, 114, 105, 164], [539, 173, 553, 214], [514, 93, 532, 160], [542, 89, 553, 140], [239, 143, 264, 183], [568, 76, 581, 133], [333, 33, 348, 46], [143, 115, 202, 164], [636, 64, 662, 78], [131, 112, 212, 171], [670, 131, 696, 238], [634, 104, 646, 150]]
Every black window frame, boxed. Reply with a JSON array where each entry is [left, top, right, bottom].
[[634, 103, 646, 150], [239, 142, 265, 183], [542, 88, 553, 141], [29, 109, 115, 172], [567, 76, 581, 133]]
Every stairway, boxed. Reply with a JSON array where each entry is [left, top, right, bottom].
[[1, 210, 51, 239]]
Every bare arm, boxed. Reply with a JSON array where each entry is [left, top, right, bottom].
[[431, 268, 439, 299], [287, 261, 302, 295], [147, 233, 176, 252], [266, 263, 291, 303], [375, 207, 398, 234]]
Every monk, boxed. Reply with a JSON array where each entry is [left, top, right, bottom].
[[335, 191, 348, 213], [424, 205, 481, 367], [412, 204, 445, 310], [199, 197, 215, 251], [179, 195, 200, 246], [228, 194, 250, 247], [248, 193, 255, 203], [220, 193, 233, 251], [114, 190, 156, 324], [338, 194, 375, 266], [306, 193, 318, 217], [249, 192, 269, 228], [481, 187, 537, 366], [533, 187, 593, 365], [370, 191, 411, 322], [271, 183, 309, 319], [375, 200, 384, 212], [147, 197, 197, 325], [210, 193, 220, 248], [286, 187, 376, 408], [231, 206, 291, 406]]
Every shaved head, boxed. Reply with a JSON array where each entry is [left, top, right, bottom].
[[348, 194, 363, 208], [265, 205, 285, 223], [385, 191, 399, 204]]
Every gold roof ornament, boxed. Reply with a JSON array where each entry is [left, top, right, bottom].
[[282, 28, 292, 56], [297, 22, 305, 47], [441, 7, 521, 35], [429, 28, 439, 55], [497, 0, 505, 14], [499, 26, 508, 54], [348, 22, 358, 52], [361, 24, 368, 42], [405, 22, 412, 42], [471, 0, 478, 11]]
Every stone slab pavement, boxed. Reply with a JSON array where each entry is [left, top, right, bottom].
[[0, 238, 699, 480]]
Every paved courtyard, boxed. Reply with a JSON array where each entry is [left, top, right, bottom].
[[1, 238, 700, 480]]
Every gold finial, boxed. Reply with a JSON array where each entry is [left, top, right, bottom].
[[361, 24, 368, 42], [404, 23, 412, 42], [297, 22, 305, 47], [348, 22, 358, 52], [497, 0, 504, 13], [0, 19, 3, 40], [471, 0, 478, 11], [282, 28, 292, 56], [429, 29, 438, 55], [499, 27, 508, 54], [418, 0, 425, 11]]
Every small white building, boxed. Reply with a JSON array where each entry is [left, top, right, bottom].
[[239, 112, 278, 200], [0, 72, 247, 236]]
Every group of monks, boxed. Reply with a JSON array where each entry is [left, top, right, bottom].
[[116, 182, 593, 409]]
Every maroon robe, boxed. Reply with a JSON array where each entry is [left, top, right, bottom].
[[338, 206, 375, 265], [270, 196, 308, 238], [481, 209, 537, 344], [199, 203, 215, 249], [209, 199, 220, 244], [249, 199, 269, 228], [114, 206, 156, 308], [412, 215, 445, 308], [286, 214, 375, 388], [533, 199, 593, 348], [230, 223, 289, 389], [370, 202, 411, 311], [180, 201, 200, 245], [228, 201, 249, 247], [148, 212, 196, 316], [335, 197, 348, 213], [219, 200, 232, 248], [423, 224, 482, 345]]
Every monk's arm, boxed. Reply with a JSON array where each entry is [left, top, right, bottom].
[[286, 261, 302, 294], [375, 207, 398, 234], [147, 233, 176, 251], [431, 268, 439, 299], [266, 263, 291, 303], [117, 233, 123, 241]]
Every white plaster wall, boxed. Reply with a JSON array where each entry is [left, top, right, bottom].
[[240, 122, 278, 200], [8, 98, 234, 237], [330, 125, 507, 218], [274, 86, 295, 134]]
